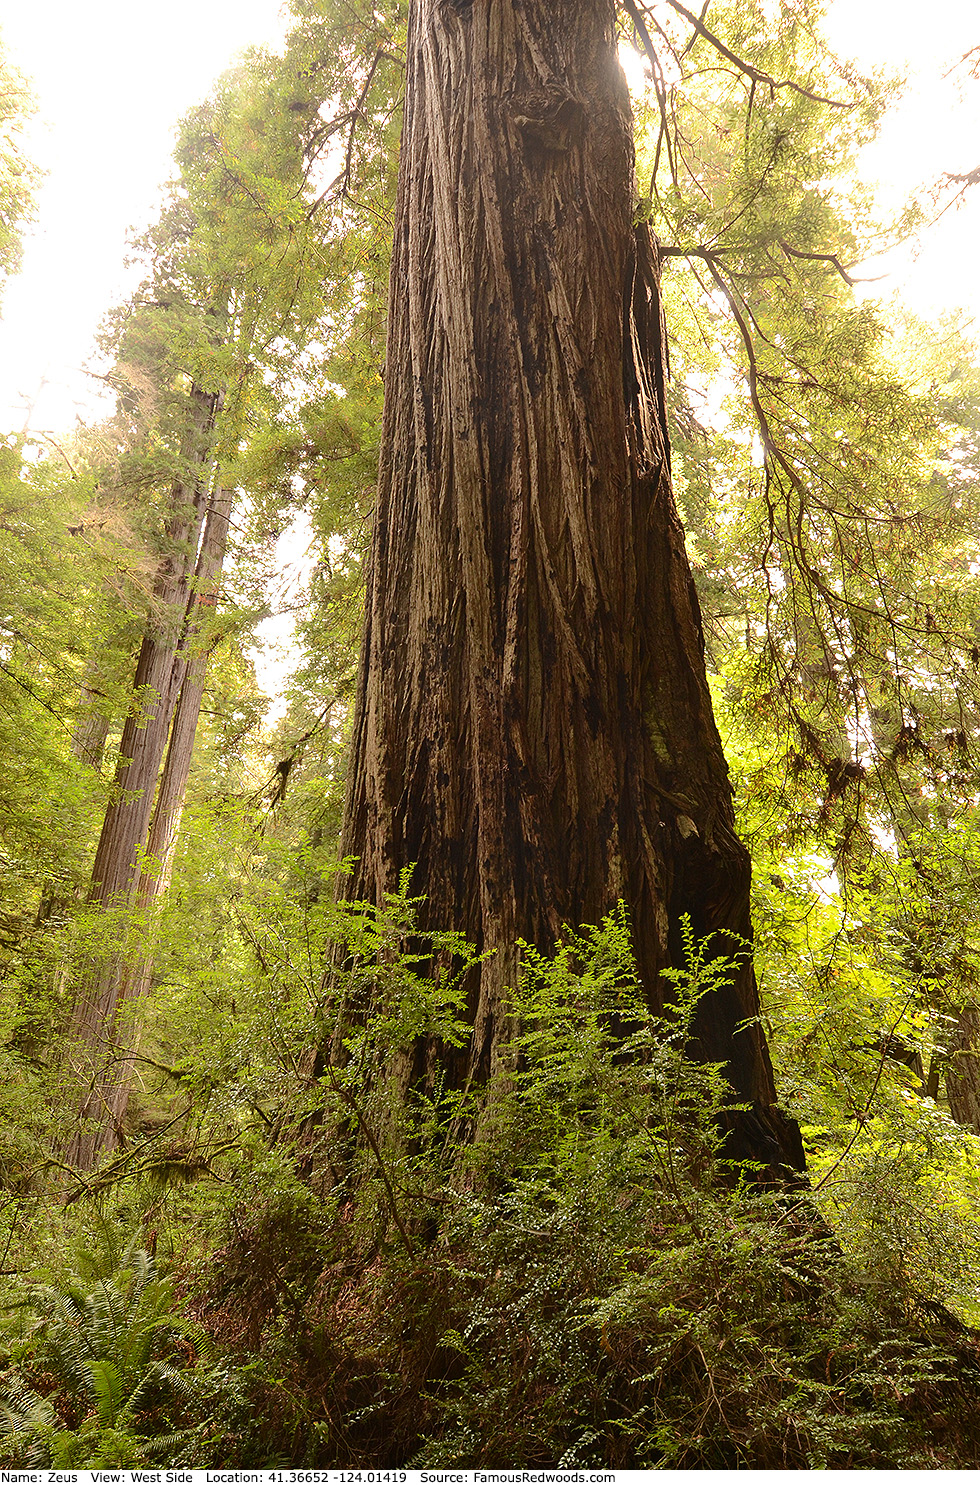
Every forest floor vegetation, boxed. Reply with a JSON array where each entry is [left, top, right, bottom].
[[4, 906, 980, 1467]]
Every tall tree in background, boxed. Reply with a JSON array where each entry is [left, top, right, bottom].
[[67, 381, 221, 1168], [339, 0, 803, 1170], [63, 32, 394, 1165], [91, 483, 235, 1149]]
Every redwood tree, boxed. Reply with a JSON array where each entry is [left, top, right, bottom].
[[339, 0, 803, 1171], [77, 484, 235, 1158], [67, 385, 219, 1168]]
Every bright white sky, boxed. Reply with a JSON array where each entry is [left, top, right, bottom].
[[0, 0, 977, 439], [0, 0, 289, 440], [821, 0, 980, 329]]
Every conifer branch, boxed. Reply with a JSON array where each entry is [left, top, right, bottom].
[[623, 0, 854, 110]]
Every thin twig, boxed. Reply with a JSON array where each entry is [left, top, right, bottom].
[[320, 1058, 414, 1257]]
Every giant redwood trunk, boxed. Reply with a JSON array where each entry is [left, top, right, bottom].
[[340, 0, 803, 1171], [67, 385, 219, 1168]]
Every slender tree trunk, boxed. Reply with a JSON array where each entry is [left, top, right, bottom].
[[96, 486, 235, 1146], [66, 385, 219, 1168], [85, 385, 219, 909], [338, 0, 802, 1172], [144, 485, 233, 879]]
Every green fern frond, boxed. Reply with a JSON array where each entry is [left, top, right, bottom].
[[0, 1369, 59, 1466], [89, 1359, 124, 1427]]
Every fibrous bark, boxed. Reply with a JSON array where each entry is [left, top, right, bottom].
[[339, 0, 802, 1172]]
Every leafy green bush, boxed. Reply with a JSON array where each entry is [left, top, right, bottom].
[[178, 907, 980, 1467], [12, 884, 980, 1467]]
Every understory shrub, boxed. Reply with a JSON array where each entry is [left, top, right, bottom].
[[174, 907, 980, 1467]]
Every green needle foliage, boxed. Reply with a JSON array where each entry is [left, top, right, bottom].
[[0, 30, 39, 302], [153, 907, 980, 1468]]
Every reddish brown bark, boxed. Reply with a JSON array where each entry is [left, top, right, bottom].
[[339, 0, 802, 1171]]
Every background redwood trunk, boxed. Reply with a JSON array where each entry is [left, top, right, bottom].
[[85, 384, 219, 910], [93, 485, 236, 1151], [340, 0, 802, 1170], [141, 484, 234, 888], [66, 386, 219, 1168]]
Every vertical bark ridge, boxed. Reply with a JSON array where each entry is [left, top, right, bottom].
[[946, 1007, 980, 1135]]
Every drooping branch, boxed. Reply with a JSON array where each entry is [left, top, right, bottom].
[[304, 47, 401, 216], [252, 679, 355, 812], [620, 0, 679, 187]]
